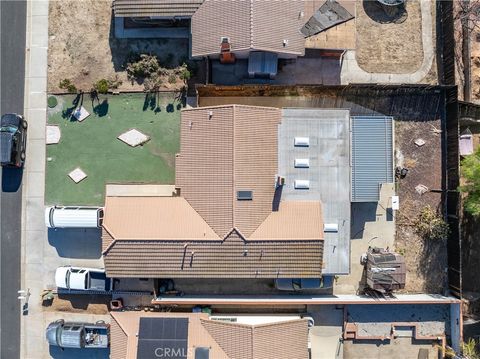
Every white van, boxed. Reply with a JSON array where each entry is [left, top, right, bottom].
[[45, 206, 104, 229]]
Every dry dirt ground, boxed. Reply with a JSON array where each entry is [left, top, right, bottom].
[[394, 120, 448, 293], [470, 13, 480, 102], [44, 294, 110, 314], [355, 0, 424, 74], [48, 0, 189, 93]]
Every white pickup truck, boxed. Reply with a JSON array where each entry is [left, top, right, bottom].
[[55, 266, 113, 292]]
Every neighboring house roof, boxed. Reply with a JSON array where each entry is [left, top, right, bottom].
[[113, 0, 204, 18], [110, 312, 308, 359], [301, 0, 354, 37], [200, 318, 309, 359], [191, 0, 306, 57], [103, 105, 324, 278]]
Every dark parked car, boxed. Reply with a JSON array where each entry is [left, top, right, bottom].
[[0, 113, 27, 167], [275, 276, 334, 291]]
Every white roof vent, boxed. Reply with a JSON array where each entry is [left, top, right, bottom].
[[324, 223, 339, 232], [283, 39, 289, 47], [294, 137, 309, 147], [294, 159, 310, 168], [294, 180, 310, 189]]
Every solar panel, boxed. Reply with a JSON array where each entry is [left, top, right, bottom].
[[137, 318, 189, 359]]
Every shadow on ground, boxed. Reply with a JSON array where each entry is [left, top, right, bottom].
[[350, 203, 377, 240], [55, 294, 111, 310], [47, 228, 102, 259], [49, 346, 109, 359], [462, 212, 480, 293], [1, 167, 23, 192]]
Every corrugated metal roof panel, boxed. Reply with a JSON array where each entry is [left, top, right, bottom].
[[351, 116, 394, 202]]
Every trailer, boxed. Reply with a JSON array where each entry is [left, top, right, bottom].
[[46, 320, 109, 349]]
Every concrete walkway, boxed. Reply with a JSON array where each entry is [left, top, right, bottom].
[[21, 2, 106, 358], [340, 0, 434, 84]]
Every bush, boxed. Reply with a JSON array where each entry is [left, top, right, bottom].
[[126, 54, 160, 80], [94, 79, 109, 94], [168, 74, 177, 84], [179, 66, 191, 83], [460, 146, 480, 216], [59, 79, 77, 93], [415, 206, 450, 241], [47, 96, 58, 108]]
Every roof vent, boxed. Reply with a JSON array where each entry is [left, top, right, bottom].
[[195, 347, 210, 359], [294, 159, 310, 168], [237, 190, 253, 200], [324, 223, 339, 232], [294, 137, 309, 147], [275, 175, 285, 187], [208, 110, 213, 119], [283, 39, 289, 47], [294, 180, 310, 189]]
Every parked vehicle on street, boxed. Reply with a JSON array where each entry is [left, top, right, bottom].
[[275, 276, 334, 291], [45, 206, 104, 228], [0, 113, 27, 167], [46, 319, 109, 348], [55, 266, 113, 291]]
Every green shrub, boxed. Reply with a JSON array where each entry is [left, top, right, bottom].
[[179, 66, 191, 83], [47, 96, 58, 108], [59, 79, 77, 93], [460, 146, 480, 216], [94, 79, 109, 94]]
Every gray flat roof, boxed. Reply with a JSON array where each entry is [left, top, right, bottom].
[[351, 116, 394, 202], [279, 108, 351, 275]]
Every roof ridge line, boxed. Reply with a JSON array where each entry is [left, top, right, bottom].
[[232, 105, 236, 229], [249, 0, 254, 49]]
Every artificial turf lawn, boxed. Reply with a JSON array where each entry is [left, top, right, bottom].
[[46, 93, 181, 206]]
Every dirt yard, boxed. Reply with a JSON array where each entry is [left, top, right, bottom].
[[44, 294, 110, 314], [355, 0, 425, 74], [394, 120, 448, 293], [48, 0, 190, 93], [470, 8, 480, 102]]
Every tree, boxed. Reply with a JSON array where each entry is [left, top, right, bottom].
[[179, 65, 191, 84], [460, 146, 480, 216], [462, 338, 480, 359]]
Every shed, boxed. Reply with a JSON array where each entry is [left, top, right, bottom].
[[365, 247, 406, 293], [459, 128, 474, 156], [351, 116, 394, 202]]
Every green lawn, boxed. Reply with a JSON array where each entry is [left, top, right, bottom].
[[46, 93, 181, 205]]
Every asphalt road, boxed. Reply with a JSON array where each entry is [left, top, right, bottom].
[[0, 1, 27, 358]]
